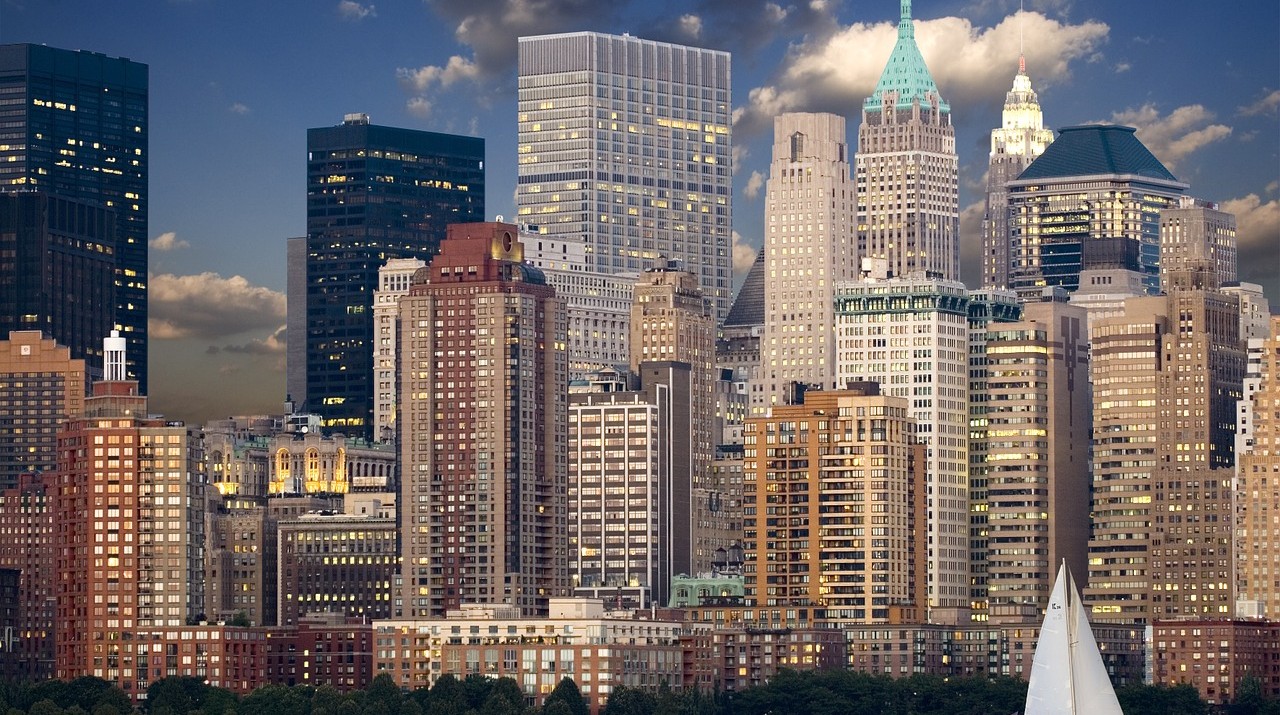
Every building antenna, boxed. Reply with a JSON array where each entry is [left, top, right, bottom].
[[1019, 0, 1026, 74]]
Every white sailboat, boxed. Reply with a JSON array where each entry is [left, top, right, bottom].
[[1024, 561, 1123, 714]]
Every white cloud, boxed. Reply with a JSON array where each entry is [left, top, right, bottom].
[[731, 231, 758, 276], [1108, 103, 1232, 171], [149, 231, 190, 252], [1114, 61, 1131, 74], [149, 272, 286, 340], [338, 1, 376, 21], [229, 102, 250, 115], [734, 11, 1108, 137], [397, 55, 481, 93], [678, 14, 703, 40], [743, 171, 766, 200], [1240, 89, 1280, 117], [1221, 194, 1280, 284]]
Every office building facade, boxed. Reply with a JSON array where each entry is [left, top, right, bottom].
[[0, 45, 148, 386], [0, 331, 87, 490], [1159, 196, 1237, 289], [758, 113, 857, 411], [517, 32, 733, 321], [371, 258, 425, 442], [1006, 125, 1187, 298], [981, 55, 1054, 290], [1087, 272, 1244, 623], [302, 114, 484, 437], [982, 297, 1091, 619], [398, 222, 568, 618], [741, 386, 924, 625], [856, 2, 958, 281]]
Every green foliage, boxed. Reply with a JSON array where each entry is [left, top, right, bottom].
[[229, 611, 252, 628], [540, 679, 586, 715], [1114, 683, 1209, 715]]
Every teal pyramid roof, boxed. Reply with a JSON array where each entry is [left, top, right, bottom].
[[864, 1, 949, 113], [1017, 125, 1179, 182]]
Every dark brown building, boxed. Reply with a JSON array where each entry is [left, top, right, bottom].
[[0, 471, 56, 678], [277, 512, 397, 626]]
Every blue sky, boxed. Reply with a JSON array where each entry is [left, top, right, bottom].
[[5, 0, 1278, 423]]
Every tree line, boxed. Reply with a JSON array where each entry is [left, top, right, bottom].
[[2, 670, 1274, 715]]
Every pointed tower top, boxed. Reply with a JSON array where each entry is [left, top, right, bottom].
[[865, 0, 949, 114], [1019, 53, 1026, 75]]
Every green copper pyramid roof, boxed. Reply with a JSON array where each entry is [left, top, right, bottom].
[[864, 0, 949, 114], [1017, 125, 1180, 182]]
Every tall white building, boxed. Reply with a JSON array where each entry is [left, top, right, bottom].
[[834, 266, 1014, 615], [517, 32, 733, 321], [981, 54, 1054, 289], [756, 113, 857, 413], [857, 0, 958, 281], [372, 258, 425, 442], [524, 227, 635, 378]]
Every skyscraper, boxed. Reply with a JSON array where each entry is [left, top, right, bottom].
[[857, 1, 958, 281], [981, 54, 1054, 290], [55, 334, 207, 687], [398, 223, 567, 618], [1159, 196, 1238, 289], [1006, 125, 1187, 299], [758, 113, 856, 412], [1087, 270, 1243, 623], [742, 385, 924, 625], [1238, 317, 1280, 618], [302, 113, 484, 438], [982, 296, 1091, 620], [516, 32, 733, 321], [834, 268, 1020, 615], [0, 45, 148, 387], [372, 257, 426, 442]]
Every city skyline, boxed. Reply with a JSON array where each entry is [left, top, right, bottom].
[[3, 0, 1277, 424]]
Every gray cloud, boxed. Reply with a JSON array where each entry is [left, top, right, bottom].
[[149, 272, 286, 340], [1221, 193, 1280, 300]]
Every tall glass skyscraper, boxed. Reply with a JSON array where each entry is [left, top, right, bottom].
[[516, 32, 733, 322], [0, 44, 148, 387], [301, 114, 484, 437]]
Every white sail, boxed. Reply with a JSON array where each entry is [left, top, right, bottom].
[[1024, 562, 1123, 715]]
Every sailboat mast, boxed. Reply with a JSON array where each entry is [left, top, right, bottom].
[[1066, 562, 1078, 711]]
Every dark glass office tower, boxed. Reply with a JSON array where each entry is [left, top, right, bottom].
[[0, 44, 148, 387], [303, 114, 484, 437]]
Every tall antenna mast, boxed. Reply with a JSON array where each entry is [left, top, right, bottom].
[[1019, 0, 1026, 74]]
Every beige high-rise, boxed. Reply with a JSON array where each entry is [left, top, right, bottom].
[[742, 386, 923, 625], [1087, 269, 1244, 623], [629, 267, 730, 573], [0, 331, 86, 490], [983, 298, 1091, 619], [1237, 317, 1280, 617], [857, 1, 958, 281], [757, 112, 856, 413]]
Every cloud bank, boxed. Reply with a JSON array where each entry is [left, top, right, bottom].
[[149, 272, 286, 341]]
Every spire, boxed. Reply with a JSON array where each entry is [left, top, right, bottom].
[[865, 0, 948, 113], [1018, 0, 1025, 74]]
